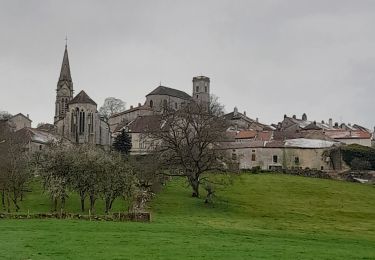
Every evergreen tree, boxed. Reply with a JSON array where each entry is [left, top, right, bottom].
[[113, 129, 132, 155]]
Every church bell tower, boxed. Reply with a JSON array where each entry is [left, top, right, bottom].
[[54, 43, 74, 123], [192, 76, 210, 104]]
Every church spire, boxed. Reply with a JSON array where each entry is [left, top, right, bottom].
[[58, 43, 72, 87]]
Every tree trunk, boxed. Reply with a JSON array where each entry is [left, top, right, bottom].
[[89, 195, 96, 214], [61, 196, 65, 211], [189, 176, 200, 198], [13, 189, 20, 212], [109, 198, 115, 211], [1, 189, 5, 211], [105, 196, 110, 214], [80, 191, 85, 212], [80, 197, 85, 212], [53, 198, 57, 212], [6, 192, 10, 213]]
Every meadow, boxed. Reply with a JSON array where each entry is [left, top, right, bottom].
[[0, 173, 374, 259]]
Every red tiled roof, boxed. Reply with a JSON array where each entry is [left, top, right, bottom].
[[325, 130, 371, 139], [235, 130, 257, 139]]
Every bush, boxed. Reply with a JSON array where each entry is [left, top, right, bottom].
[[341, 144, 375, 170]]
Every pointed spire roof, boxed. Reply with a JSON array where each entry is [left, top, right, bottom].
[[58, 45, 72, 84], [69, 90, 97, 106]]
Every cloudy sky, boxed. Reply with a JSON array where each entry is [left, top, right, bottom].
[[1, 0, 374, 128]]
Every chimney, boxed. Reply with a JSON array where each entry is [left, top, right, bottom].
[[329, 118, 333, 128], [348, 123, 351, 126], [256, 118, 259, 123], [243, 111, 246, 116], [130, 105, 133, 109], [302, 113, 307, 121], [313, 120, 316, 125], [334, 122, 338, 127], [234, 107, 238, 116], [27, 114, 29, 118], [292, 115, 296, 119], [321, 120, 325, 124], [138, 103, 141, 107]]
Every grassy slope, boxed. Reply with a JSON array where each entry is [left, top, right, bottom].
[[0, 174, 374, 259]]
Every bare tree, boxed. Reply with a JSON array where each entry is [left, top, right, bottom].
[[0, 111, 12, 120], [150, 98, 230, 198], [0, 121, 31, 212], [99, 97, 126, 121]]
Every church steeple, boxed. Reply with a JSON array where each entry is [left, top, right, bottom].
[[57, 44, 73, 90], [54, 43, 74, 123]]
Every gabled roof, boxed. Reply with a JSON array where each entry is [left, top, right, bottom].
[[146, 86, 192, 100], [224, 111, 273, 131], [69, 90, 97, 106], [127, 115, 163, 133], [15, 128, 60, 144], [10, 113, 32, 122]]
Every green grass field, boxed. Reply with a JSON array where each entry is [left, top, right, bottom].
[[0, 174, 374, 259]]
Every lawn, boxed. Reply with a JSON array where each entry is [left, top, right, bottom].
[[0, 174, 374, 259]]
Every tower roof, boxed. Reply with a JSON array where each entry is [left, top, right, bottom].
[[58, 45, 72, 85], [69, 90, 97, 106]]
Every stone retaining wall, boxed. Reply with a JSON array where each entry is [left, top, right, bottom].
[[0, 212, 151, 222]]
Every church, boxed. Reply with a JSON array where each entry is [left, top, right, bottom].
[[53, 44, 111, 148]]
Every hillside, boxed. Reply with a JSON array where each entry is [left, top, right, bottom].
[[0, 174, 374, 259]]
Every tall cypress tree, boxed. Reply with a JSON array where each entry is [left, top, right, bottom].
[[113, 129, 132, 155]]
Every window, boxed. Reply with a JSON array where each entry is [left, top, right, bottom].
[[196, 86, 199, 92], [232, 153, 237, 160], [175, 102, 178, 109], [321, 166, 324, 170], [196, 95, 199, 99], [294, 157, 299, 164], [273, 155, 278, 163], [251, 153, 256, 161], [150, 100, 153, 108], [163, 99, 167, 108], [88, 113, 94, 133], [79, 110, 85, 134], [39, 145, 43, 151], [205, 86, 207, 92], [70, 112, 75, 132]]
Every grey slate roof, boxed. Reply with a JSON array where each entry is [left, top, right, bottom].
[[69, 90, 97, 106], [146, 86, 192, 100]]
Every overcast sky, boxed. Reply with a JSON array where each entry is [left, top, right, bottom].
[[1, 0, 374, 129]]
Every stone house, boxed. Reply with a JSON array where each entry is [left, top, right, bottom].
[[4, 113, 32, 131], [220, 138, 342, 171], [14, 127, 68, 153], [113, 115, 162, 155]]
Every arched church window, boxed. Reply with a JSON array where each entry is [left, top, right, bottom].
[[79, 110, 85, 134], [196, 86, 199, 92], [70, 111, 75, 133]]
